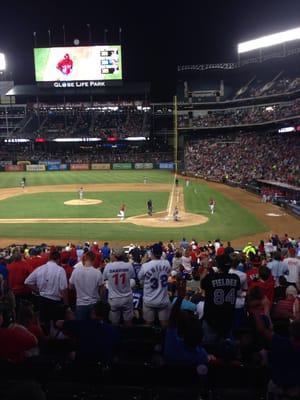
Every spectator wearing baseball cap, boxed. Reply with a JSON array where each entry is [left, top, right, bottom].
[[138, 243, 171, 327], [103, 248, 135, 325]]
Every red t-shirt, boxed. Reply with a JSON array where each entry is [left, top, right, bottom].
[[189, 250, 198, 263], [249, 275, 275, 303], [70, 247, 77, 261], [216, 247, 225, 256], [0, 325, 37, 363], [7, 260, 31, 295], [27, 255, 47, 271], [246, 267, 259, 285], [62, 263, 73, 281]]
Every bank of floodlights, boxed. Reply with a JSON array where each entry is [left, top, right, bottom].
[[238, 27, 300, 54]]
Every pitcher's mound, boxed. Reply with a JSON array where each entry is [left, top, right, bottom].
[[129, 212, 208, 228], [64, 199, 102, 206]]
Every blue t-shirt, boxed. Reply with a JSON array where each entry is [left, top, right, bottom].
[[164, 328, 208, 365], [172, 298, 197, 313], [101, 246, 111, 260], [0, 263, 8, 280], [269, 334, 300, 388]]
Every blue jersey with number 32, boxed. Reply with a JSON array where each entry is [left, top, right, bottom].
[[138, 259, 171, 307]]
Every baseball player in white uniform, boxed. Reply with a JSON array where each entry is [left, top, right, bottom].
[[79, 187, 84, 201], [209, 198, 216, 214], [103, 248, 135, 325], [138, 243, 171, 327]]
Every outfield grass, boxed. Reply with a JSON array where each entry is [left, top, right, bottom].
[[0, 170, 173, 188], [0, 171, 267, 243], [0, 192, 169, 218]]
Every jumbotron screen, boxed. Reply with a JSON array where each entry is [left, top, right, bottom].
[[34, 45, 122, 87]]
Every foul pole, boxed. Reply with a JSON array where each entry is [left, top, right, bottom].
[[173, 95, 178, 175]]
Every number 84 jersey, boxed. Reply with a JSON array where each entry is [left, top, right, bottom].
[[138, 259, 171, 307], [201, 271, 241, 334]]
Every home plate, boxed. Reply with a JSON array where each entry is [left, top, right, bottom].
[[266, 213, 284, 217]]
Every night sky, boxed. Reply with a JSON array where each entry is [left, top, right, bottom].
[[1, 0, 300, 100]]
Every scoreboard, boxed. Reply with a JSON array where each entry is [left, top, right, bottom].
[[34, 45, 122, 88]]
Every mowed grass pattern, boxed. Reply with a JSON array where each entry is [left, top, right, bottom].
[[0, 171, 267, 242], [0, 170, 173, 188], [0, 192, 169, 218]]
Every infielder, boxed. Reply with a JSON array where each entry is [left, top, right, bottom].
[[117, 203, 126, 220], [143, 176, 147, 184], [103, 248, 135, 325], [138, 243, 171, 327], [173, 206, 179, 221], [78, 187, 84, 201], [209, 198, 216, 214]]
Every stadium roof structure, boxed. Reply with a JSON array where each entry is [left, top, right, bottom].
[[6, 82, 150, 98]]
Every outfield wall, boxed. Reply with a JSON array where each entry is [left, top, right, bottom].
[[0, 162, 174, 172]]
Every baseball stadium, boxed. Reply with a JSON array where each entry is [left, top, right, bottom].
[[1, 2, 300, 399]]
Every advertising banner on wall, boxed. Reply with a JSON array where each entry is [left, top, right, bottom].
[[39, 160, 61, 166], [91, 163, 111, 170], [159, 162, 174, 169], [47, 163, 68, 171], [26, 164, 46, 172], [5, 164, 25, 171], [70, 164, 90, 170], [0, 161, 12, 166], [134, 163, 153, 170], [112, 163, 132, 170], [47, 164, 61, 171]]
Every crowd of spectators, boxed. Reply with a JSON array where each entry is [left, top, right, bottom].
[[179, 100, 300, 129], [33, 106, 150, 139], [0, 233, 300, 398], [0, 144, 173, 164], [185, 131, 300, 186]]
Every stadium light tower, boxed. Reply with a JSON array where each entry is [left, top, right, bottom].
[[0, 53, 6, 71], [237, 26, 300, 54]]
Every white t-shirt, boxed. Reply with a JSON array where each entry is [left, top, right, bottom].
[[103, 261, 135, 299], [181, 256, 192, 272], [69, 265, 103, 306], [25, 261, 68, 301], [73, 261, 83, 269], [229, 268, 248, 308], [283, 257, 300, 283], [172, 257, 182, 271], [138, 258, 171, 307]]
